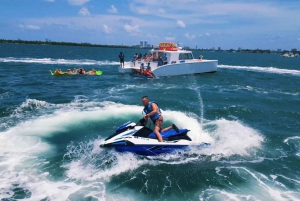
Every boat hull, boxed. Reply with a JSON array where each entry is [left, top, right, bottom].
[[153, 60, 218, 77], [118, 60, 218, 77]]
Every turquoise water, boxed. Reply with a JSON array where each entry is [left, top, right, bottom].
[[0, 43, 300, 201]]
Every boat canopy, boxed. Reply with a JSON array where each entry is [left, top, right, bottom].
[[158, 42, 178, 51]]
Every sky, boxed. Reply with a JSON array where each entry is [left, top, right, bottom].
[[0, 0, 300, 50]]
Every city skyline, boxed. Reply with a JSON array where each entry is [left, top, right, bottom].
[[0, 0, 299, 50]]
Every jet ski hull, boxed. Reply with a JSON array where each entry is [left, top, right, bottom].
[[115, 144, 188, 155], [101, 120, 210, 156]]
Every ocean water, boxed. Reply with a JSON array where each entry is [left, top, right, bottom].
[[0, 43, 300, 201]]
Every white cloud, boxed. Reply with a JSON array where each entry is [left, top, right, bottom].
[[78, 7, 90, 16], [199, 34, 202, 37], [44, 0, 55, 2], [297, 38, 300, 41], [136, 7, 149, 14], [108, 5, 118, 14], [103, 24, 111, 34], [158, 8, 165, 14], [165, 36, 175, 41], [129, 4, 149, 14], [206, 32, 210, 36], [124, 24, 140, 35], [184, 33, 195, 40], [19, 24, 40, 30], [177, 20, 185, 28], [146, 33, 159, 39], [68, 0, 90, 6]]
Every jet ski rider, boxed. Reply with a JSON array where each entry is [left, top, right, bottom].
[[142, 96, 179, 142]]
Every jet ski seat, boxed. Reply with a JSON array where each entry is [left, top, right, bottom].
[[133, 127, 191, 141], [149, 129, 189, 139]]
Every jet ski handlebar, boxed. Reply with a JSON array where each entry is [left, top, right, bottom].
[[136, 118, 147, 127]]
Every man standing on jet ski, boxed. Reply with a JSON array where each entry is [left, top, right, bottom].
[[142, 96, 179, 142]]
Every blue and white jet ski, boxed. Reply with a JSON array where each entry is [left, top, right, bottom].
[[101, 119, 210, 155]]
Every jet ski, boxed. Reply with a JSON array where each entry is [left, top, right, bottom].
[[101, 119, 210, 156]]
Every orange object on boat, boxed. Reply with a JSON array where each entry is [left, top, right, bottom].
[[158, 42, 178, 51]]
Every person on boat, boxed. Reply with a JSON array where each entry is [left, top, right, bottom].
[[132, 53, 138, 67], [119, 52, 125, 68], [148, 53, 153, 61], [153, 53, 158, 61], [142, 96, 179, 142], [143, 65, 153, 77], [157, 56, 163, 67], [138, 53, 142, 60], [198, 55, 203, 61], [73, 68, 77, 74], [147, 62, 151, 69], [163, 53, 168, 65], [139, 63, 145, 74], [143, 53, 148, 61]]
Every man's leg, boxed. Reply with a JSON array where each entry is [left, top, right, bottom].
[[154, 125, 163, 142], [153, 117, 163, 142], [161, 126, 172, 132]]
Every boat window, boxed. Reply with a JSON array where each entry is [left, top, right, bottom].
[[179, 53, 194, 60], [158, 52, 165, 57]]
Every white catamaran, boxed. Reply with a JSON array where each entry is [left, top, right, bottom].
[[119, 42, 218, 77]]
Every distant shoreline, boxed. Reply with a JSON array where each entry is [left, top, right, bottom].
[[0, 39, 143, 49], [0, 39, 298, 54]]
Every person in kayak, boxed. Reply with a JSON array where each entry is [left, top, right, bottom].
[[66, 69, 73, 74], [78, 68, 86, 74], [87, 68, 96, 75], [54, 69, 62, 74], [142, 96, 179, 142], [119, 52, 125, 68]]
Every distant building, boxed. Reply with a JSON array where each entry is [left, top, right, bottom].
[[140, 41, 143, 47], [277, 49, 281, 53], [146, 44, 151, 47], [291, 48, 297, 52], [218, 47, 221, 51], [144, 41, 147, 48], [238, 47, 241, 51]]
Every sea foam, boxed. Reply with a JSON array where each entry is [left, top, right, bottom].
[[0, 57, 119, 65], [218, 64, 300, 76]]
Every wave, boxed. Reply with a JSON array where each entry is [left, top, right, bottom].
[[200, 166, 300, 201], [218, 64, 300, 76], [0, 57, 119, 65], [0, 99, 264, 200]]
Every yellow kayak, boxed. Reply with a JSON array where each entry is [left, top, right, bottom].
[[49, 70, 102, 76]]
